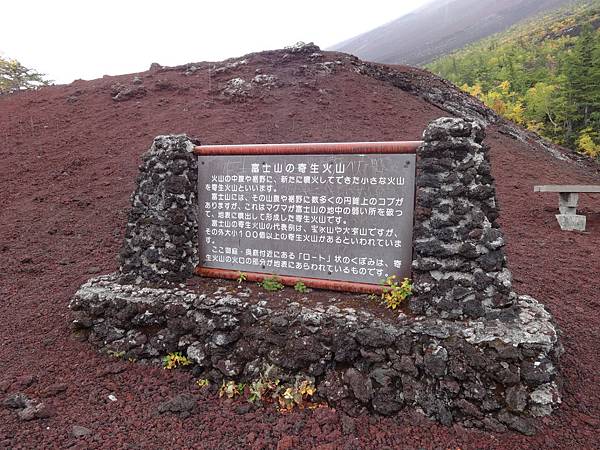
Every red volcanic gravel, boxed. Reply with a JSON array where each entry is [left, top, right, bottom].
[[1, 49, 599, 449]]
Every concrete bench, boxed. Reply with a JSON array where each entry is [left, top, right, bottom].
[[534, 185, 600, 231]]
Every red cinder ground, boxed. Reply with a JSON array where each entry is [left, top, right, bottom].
[[0, 49, 599, 449]]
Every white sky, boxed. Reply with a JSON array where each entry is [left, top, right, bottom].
[[1, 0, 431, 84]]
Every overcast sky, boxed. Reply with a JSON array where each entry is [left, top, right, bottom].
[[1, 0, 432, 84]]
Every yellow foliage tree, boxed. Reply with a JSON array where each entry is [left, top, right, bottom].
[[462, 80, 525, 125], [577, 128, 600, 158]]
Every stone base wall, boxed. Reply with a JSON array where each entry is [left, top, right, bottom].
[[70, 274, 562, 435]]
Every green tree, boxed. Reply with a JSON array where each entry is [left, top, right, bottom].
[[524, 82, 564, 137], [0, 56, 51, 94], [562, 24, 597, 136], [590, 29, 600, 125]]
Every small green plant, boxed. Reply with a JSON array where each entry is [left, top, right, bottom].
[[246, 371, 316, 411], [277, 379, 317, 412], [259, 276, 284, 292], [248, 377, 280, 403], [219, 380, 245, 398], [236, 272, 248, 283], [196, 378, 210, 389], [379, 276, 413, 310], [216, 369, 318, 412], [107, 350, 125, 359], [293, 281, 309, 293], [162, 352, 192, 370]]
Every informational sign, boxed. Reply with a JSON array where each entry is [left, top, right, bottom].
[[197, 149, 416, 286]]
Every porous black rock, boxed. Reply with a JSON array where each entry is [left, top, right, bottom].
[[412, 117, 513, 319], [3, 393, 52, 421], [118, 135, 199, 284], [3, 393, 29, 409], [157, 393, 197, 418], [72, 425, 93, 438]]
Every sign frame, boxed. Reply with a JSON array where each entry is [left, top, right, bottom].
[[194, 141, 422, 294]]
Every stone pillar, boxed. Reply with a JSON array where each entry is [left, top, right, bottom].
[[410, 118, 515, 319], [118, 135, 199, 284]]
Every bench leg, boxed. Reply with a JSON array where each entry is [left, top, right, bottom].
[[558, 192, 578, 215], [556, 192, 586, 231], [556, 214, 586, 231]]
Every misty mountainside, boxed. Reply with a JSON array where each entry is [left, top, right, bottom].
[[331, 0, 575, 65]]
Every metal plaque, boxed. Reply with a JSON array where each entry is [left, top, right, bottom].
[[197, 153, 415, 285]]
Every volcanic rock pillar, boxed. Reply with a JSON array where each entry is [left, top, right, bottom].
[[411, 118, 515, 319], [118, 135, 199, 284]]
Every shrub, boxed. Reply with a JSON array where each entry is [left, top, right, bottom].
[[219, 380, 245, 398], [293, 281, 309, 293], [196, 379, 210, 389], [248, 377, 280, 403], [577, 128, 600, 158], [106, 350, 125, 359], [277, 379, 316, 412], [162, 352, 192, 369], [259, 276, 284, 292], [380, 276, 413, 310], [220, 372, 317, 411]]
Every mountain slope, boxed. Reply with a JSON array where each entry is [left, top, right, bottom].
[[0, 46, 599, 448], [427, 0, 600, 155], [332, 0, 575, 65]]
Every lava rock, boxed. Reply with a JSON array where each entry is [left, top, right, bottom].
[[157, 393, 197, 418], [3, 393, 29, 409], [111, 84, 147, 102], [498, 411, 536, 435], [423, 346, 448, 377], [72, 425, 92, 438], [41, 383, 68, 398], [344, 368, 373, 404], [505, 385, 529, 412], [340, 414, 356, 435]]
